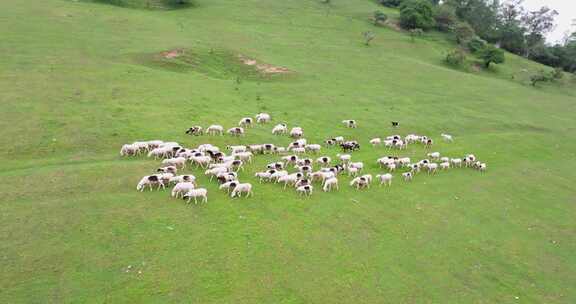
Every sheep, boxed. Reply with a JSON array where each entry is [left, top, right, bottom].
[[370, 138, 382, 146], [376, 173, 393, 186], [239, 117, 253, 128], [248, 144, 264, 154], [274, 147, 287, 154], [347, 166, 359, 177], [349, 162, 364, 171], [384, 139, 394, 149], [136, 175, 164, 191], [282, 155, 299, 165], [206, 124, 224, 135], [440, 162, 450, 170], [183, 188, 208, 204], [190, 155, 212, 168], [427, 163, 438, 174], [295, 178, 311, 188], [267, 162, 284, 170], [171, 182, 195, 199], [349, 176, 369, 189], [185, 126, 203, 136], [292, 147, 306, 154], [255, 171, 274, 183], [305, 144, 321, 154], [410, 163, 420, 173], [262, 144, 276, 154], [337, 153, 352, 164], [270, 170, 288, 182], [162, 157, 187, 169], [478, 163, 487, 172], [278, 173, 303, 189], [157, 166, 177, 175], [148, 147, 170, 159], [424, 138, 433, 148], [120, 144, 138, 156], [450, 158, 463, 167], [272, 123, 288, 135], [296, 185, 313, 196], [441, 133, 453, 142], [227, 145, 246, 153], [296, 165, 313, 174], [227, 127, 245, 136], [377, 157, 393, 168], [387, 163, 396, 172], [233, 151, 253, 163], [322, 177, 339, 192], [333, 136, 345, 143], [398, 157, 411, 167], [340, 141, 360, 152], [361, 174, 373, 188], [324, 139, 336, 146], [216, 172, 237, 184], [256, 113, 271, 123], [310, 171, 332, 183], [427, 152, 441, 160], [146, 140, 164, 150], [205, 167, 229, 181], [405, 134, 420, 143], [440, 157, 450, 163], [464, 154, 476, 167], [342, 120, 357, 128], [316, 156, 331, 166], [219, 181, 239, 193], [290, 127, 303, 138], [393, 139, 407, 150], [169, 175, 196, 185], [402, 172, 413, 181], [231, 183, 253, 198]]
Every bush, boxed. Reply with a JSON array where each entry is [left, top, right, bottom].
[[399, 0, 435, 30], [434, 4, 457, 32], [478, 44, 505, 68], [467, 36, 487, 53], [379, 0, 403, 8], [454, 22, 475, 45], [373, 10, 388, 25], [530, 69, 554, 86], [445, 48, 466, 66]]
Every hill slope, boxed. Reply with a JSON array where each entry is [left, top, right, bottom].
[[1, 0, 575, 303]]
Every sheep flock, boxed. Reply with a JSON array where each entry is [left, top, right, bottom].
[[121, 114, 486, 205]]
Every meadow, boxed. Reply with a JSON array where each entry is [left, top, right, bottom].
[[1, 0, 576, 303]]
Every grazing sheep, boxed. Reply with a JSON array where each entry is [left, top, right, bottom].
[[233, 151, 253, 163], [340, 141, 360, 152], [478, 163, 486, 172], [376, 173, 393, 186], [402, 172, 413, 181], [206, 124, 224, 135], [205, 167, 229, 181], [337, 154, 352, 163], [334, 136, 345, 143], [183, 188, 208, 204], [292, 147, 306, 154], [270, 170, 288, 181], [267, 162, 284, 170], [137, 175, 164, 191], [350, 176, 369, 189], [227, 127, 245, 136], [370, 138, 382, 146], [440, 162, 450, 170], [440, 157, 450, 163], [255, 170, 276, 183], [296, 185, 313, 196], [219, 181, 238, 193], [398, 157, 411, 167], [427, 163, 438, 174], [324, 139, 336, 146], [427, 152, 441, 160], [295, 178, 311, 188], [361, 174, 373, 188], [424, 138, 433, 148], [349, 162, 364, 171], [405, 134, 420, 143], [231, 183, 253, 198], [239, 117, 253, 128], [162, 157, 187, 169], [387, 163, 396, 172], [227, 145, 246, 153], [278, 172, 303, 189], [296, 165, 313, 174], [256, 113, 271, 123], [185, 126, 203, 136], [248, 144, 264, 154], [305, 144, 321, 154], [146, 140, 164, 150], [342, 120, 357, 128], [272, 123, 288, 135], [316, 156, 331, 166], [169, 175, 196, 185], [410, 163, 420, 173], [322, 177, 339, 192], [347, 166, 359, 177], [450, 158, 463, 167], [441, 133, 453, 142], [290, 127, 303, 138], [216, 172, 237, 184], [120, 144, 138, 156], [262, 144, 276, 154], [171, 182, 195, 199], [157, 166, 177, 175], [464, 154, 476, 167], [282, 155, 299, 165], [377, 157, 393, 168], [190, 155, 212, 168]]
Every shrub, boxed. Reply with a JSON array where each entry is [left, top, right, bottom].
[[478, 44, 505, 68], [445, 48, 466, 66], [409, 28, 424, 41], [373, 10, 388, 25], [363, 31, 376, 46], [379, 0, 403, 8], [467, 36, 487, 53], [434, 4, 457, 32], [399, 0, 435, 30], [454, 22, 475, 45], [530, 69, 554, 86]]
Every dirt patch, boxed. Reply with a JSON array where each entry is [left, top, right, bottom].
[[160, 49, 183, 59], [238, 55, 290, 74]]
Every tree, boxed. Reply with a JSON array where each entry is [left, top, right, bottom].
[[434, 4, 457, 32], [467, 36, 487, 53], [363, 31, 376, 46], [454, 22, 475, 45], [478, 44, 505, 68], [496, 0, 527, 55], [446, 0, 500, 41], [399, 0, 435, 30], [522, 7, 558, 57], [379, 0, 403, 8], [409, 28, 424, 42], [445, 48, 467, 66], [530, 69, 554, 86], [373, 10, 388, 25]]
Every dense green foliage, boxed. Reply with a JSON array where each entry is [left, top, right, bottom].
[[373, 10, 388, 25], [399, 0, 435, 30], [1, 0, 576, 303], [378, 0, 404, 8], [445, 48, 466, 66], [467, 36, 487, 53], [433, 4, 457, 32], [478, 44, 505, 67]]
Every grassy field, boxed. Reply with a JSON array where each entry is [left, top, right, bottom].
[[1, 0, 576, 303]]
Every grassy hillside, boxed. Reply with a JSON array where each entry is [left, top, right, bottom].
[[1, 0, 575, 303]]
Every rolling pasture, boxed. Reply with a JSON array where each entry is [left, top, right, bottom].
[[1, 0, 576, 303]]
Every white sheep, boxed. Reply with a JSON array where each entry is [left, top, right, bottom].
[[478, 163, 487, 172], [305, 144, 321, 154], [347, 166, 359, 177], [377, 157, 392, 168], [441, 133, 453, 142], [289, 127, 303, 138], [146, 140, 164, 150], [227, 145, 246, 153], [270, 170, 288, 181], [190, 155, 212, 168], [349, 162, 364, 171], [278, 173, 303, 189], [256, 113, 271, 123], [184, 188, 208, 204], [427, 163, 438, 174], [238, 117, 253, 128], [342, 120, 357, 128], [322, 177, 339, 192], [255, 171, 273, 183], [205, 167, 229, 181], [169, 175, 196, 185], [361, 174, 373, 188], [233, 151, 253, 163], [450, 158, 463, 167], [398, 157, 411, 167], [171, 182, 195, 199], [370, 138, 382, 146], [402, 172, 413, 181], [440, 162, 450, 170], [162, 157, 187, 169], [316, 156, 331, 166], [376, 173, 393, 186], [387, 163, 397, 172], [120, 144, 138, 156], [206, 125, 224, 135], [231, 183, 253, 198], [349, 176, 368, 189], [292, 147, 306, 154], [427, 152, 441, 160], [227, 127, 245, 136], [136, 175, 164, 191], [272, 123, 288, 135], [337, 154, 352, 163], [440, 157, 450, 163], [219, 181, 239, 193], [296, 185, 313, 196]]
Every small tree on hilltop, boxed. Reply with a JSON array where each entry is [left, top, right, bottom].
[[399, 0, 435, 30], [445, 48, 466, 66], [478, 45, 505, 68], [373, 10, 388, 25], [363, 31, 376, 46], [454, 22, 475, 45]]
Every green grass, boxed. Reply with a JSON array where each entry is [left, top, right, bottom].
[[1, 0, 576, 303]]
